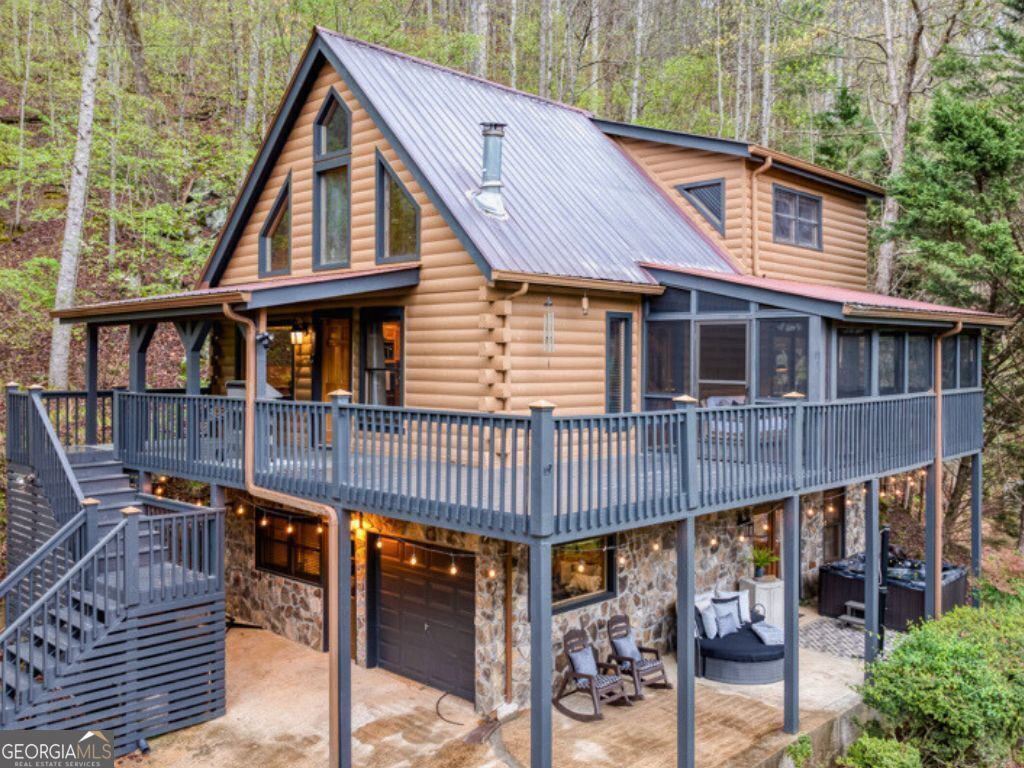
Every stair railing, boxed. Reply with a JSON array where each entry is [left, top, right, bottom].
[[0, 510, 89, 626], [0, 518, 129, 724], [23, 386, 87, 527]]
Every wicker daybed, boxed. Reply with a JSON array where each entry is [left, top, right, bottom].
[[694, 592, 784, 685]]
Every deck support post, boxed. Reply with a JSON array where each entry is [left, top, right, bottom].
[[128, 323, 156, 393], [331, 506, 352, 768], [85, 323, 99, 445], [528, 539, 553, 768], [174, 320, 213, 396], [924, 463, 938, 619], [783, 494, 800, 734], [971, 453, 983, 605], [330, 390, 352, 502], [676, 516, 696, 768], [121, 506, 141, 607], [864, 477, 880, 668], [673, 396, 699, 510]]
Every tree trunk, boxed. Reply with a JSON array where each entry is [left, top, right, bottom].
[[758, 2, 773, 146], [472, 0, 489, 77], [48, 0, 104, 390], [538, 0, 550, 98], [13, 1, 33, 232], [107, 52, 121, 263], [944, 458, 972, 545], [244, 0, 260, 136], [589, 0, 600, 111], [509, 0, 518, 89], [629, 0, 645, 121], [715, 2, 724, 136]]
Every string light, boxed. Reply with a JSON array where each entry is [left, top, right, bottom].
[[259, 514, 268, 527], [449, 556, 459, 576], [409, 547, 418, 566], [618, 553, 627, 566], [651, 541, 661, 552], [487, 566, 498, 579], [376, 538, 384, 550], [235, 502, 246, 516], [316, 522, 324, 535], [576, 561, 586, 573], [286, 519, 295, 535]]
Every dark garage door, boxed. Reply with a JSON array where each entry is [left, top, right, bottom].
[[376, 538, 476, 703]]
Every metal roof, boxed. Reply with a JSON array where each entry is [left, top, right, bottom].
[[318, 30, 735, 285], [53, 264, 420, 324], [643, 264, 1009, 327]]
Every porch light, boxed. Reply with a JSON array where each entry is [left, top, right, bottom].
[[651, 541, 661, 552], [449, 557, 459, 576], [487, 566, 497, 579], [290, 321, 309, 346], [805, 506, 815, 517], [286, 519, 295, 535]]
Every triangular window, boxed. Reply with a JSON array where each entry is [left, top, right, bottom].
[[676, 179, 726, 234], [260, 176, 291, 276]]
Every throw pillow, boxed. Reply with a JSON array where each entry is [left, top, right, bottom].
[[612, 633, 641, 661], [717, 610, 740, 636], [712, 596, 742, 635], [569, 647, 598, 677], [700, 604, 719, 640], [716, 590, 752, 624]]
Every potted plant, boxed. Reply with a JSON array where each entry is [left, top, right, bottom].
[[750, 546, 780, 579]]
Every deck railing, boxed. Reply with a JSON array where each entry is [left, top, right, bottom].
[[7, 388, 87, 526], [38, 390, 114, 447], [137, 497, 225, 603], [943, 388, 984, 458], [105, 389, 984, 540], [115, 391, 245, 487]]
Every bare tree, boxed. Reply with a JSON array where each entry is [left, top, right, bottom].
[[509, 0, 518, 89], [471, 0, 489, 77], [48, 0, 104, 389], [13, 0, 33, 231], [759, 1, 773, 145], [630, 0, 645, 121], [539, 0, 550, 97]]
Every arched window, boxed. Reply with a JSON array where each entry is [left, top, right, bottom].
[[313, 88, 352, 270]]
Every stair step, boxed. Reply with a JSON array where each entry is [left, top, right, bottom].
[[73, 459, 127, 476], [77, 474, 133, 492], [31, 624, 75, 656], [844, 600, 865, 611], [2, 662, 38, 694], [5, 642, 50, 676], [838, 614, 866, 627], [69, 589, 121, 613], [46, 606, 97, 635]]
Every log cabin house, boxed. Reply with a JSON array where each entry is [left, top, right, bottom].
[[3, 26, 1007, 768]]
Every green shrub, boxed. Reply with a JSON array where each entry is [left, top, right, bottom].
[[858, 603, 1024, 766], [784, 734, 812, 767], [837, 736, 922, 768]]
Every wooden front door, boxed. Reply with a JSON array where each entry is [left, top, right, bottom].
[[319, 318, 352, 399]]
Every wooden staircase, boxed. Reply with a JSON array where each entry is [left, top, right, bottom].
[[2, 390, 227, 756]]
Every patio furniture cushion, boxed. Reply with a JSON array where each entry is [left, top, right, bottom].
[[695, 604, 718, 639], [612, 633, 641, 661], [716, 589, 752, 623], [569, 647, 598, 677], [751, 622, 784, 645], [712, 596, 742, 636], [699, 627, 785, 663], [578, 674, 621, 691]]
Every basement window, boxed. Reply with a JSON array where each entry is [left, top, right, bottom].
[[255, 508, 324, 585], [552, 536, 616, 611]]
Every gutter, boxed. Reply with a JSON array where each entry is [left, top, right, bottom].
[[931, 321, 962, 618], [221, 302, 346, 768], [750, 157, 773, 277]]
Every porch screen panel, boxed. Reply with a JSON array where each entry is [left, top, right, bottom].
[[878, 333, 906, 396], [959, 335, 978, 388], [266, 325, 295, 399], [757, 318, 808, 398], [698, 322, 748, 402], [907, 334, 932, 392], [645, 320, 690, 409], [942, 336, 958, 389], [606, 316, 631, 413], [836, 330, 870, 398]]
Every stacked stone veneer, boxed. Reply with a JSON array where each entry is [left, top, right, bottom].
[[223, 494, 326, 650], [222, 487, 867, 716]]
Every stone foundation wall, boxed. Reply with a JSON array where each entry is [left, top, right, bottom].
[[800, 492, 826, 598], [223, 493, 325, 651], [844, 483, 867, 556]]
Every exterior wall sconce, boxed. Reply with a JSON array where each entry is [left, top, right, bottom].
[[290, 321, 309, 346]]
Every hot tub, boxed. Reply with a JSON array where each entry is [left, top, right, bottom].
[[818, 553, 969, 632]]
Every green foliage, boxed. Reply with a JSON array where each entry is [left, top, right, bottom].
[[750, 545, 780, 569], [858, 604, 1024, 766], [0, 257, 59, 354], [837, 736, 922, 768], [784, 734, 813, 767]]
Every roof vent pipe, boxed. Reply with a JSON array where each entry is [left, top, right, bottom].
[[473, 122, 508, 219]]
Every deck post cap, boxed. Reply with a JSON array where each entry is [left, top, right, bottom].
[[121, 506, 142, 516], [82, 498, 101, 506], [328, 389, 352, 398], [528, 400, 556, 410], [27, 384, 45, 391], [782, 391, 806, 399], [5, 381, 20, 389]]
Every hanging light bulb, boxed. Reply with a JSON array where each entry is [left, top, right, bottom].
[[316, 521, 324, 535], [651, 541, 661, 552], [259, 514, 269, 527], [235, 502, 245, 516], [738, 533, 746, 543], [409, 548, 418, 566], [487, 566, 498, 579], [449, 556, 459, 576], [762, 522, 770, 531], [709, 536, 718, 547], [618, 554, 627, 566], [286, 519, 295, 535], [376, 538, 384, 550], [576, 561, 586, 573]]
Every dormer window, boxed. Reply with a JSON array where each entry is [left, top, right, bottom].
[[773, 185, 822, 250], [313, 88, 352, 270], [676, 179, 725, 234], [376, 152, 419, 263], [260, 175, 291, 277]]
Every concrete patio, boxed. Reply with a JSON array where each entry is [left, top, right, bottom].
[[115, 619, 864, 768]]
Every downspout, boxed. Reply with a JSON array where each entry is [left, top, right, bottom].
[[222, 302, 346, 768], [750, 156, 773, 277], [932, 321, 962, 618]]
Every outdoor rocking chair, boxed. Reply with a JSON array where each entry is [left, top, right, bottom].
[[553, 628, 633, 722], [606, 614, 672, 699]]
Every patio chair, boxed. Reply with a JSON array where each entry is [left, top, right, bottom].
[[606, 614, 672, 699], [553, 628, 633, 722]]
